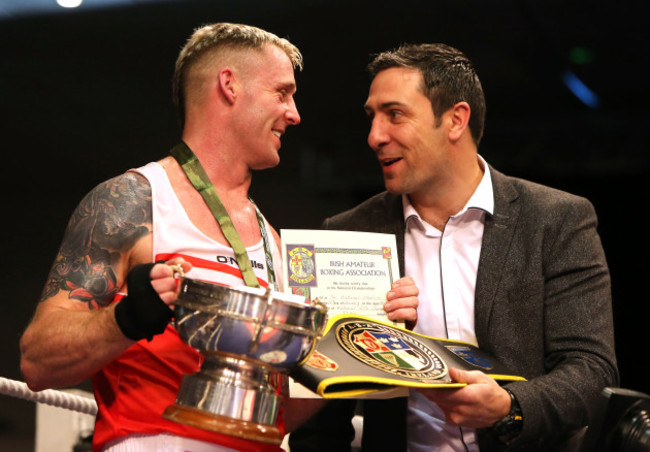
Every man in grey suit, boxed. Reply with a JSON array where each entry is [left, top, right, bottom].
[[289, 43, 618, 451]]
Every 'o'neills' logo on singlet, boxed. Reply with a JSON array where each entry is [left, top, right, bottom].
[[336, 320, 448, 382], [215, 255, 264, 269]]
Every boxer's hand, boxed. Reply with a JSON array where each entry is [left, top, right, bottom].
[[114, 259, 192, 341], [150, 258, 192, 307]]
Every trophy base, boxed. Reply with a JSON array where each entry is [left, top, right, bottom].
[[163, 355, 283, 444], [163, 404, 283, 445]]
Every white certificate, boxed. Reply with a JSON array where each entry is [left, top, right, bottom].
[[280, 229, 401, 324], [281, 229, 408, 399]]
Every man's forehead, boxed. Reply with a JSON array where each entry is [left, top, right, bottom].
[[365, 68, 423, 109], [374, 67, 422, 86], [244, 46, 297, 86]]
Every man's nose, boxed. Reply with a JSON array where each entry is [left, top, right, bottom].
[[286, 98, 301, 125], [368, 118, 388, 150]]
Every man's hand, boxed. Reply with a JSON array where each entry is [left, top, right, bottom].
[[114, 258, 192, 341], [150, 258, 192, 307], [384, 276, 419, 325], [416, 368, 511, 428]]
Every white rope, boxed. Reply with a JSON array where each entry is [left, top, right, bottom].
[[0, 376, 97, 416]]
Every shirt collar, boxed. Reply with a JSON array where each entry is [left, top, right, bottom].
[[464, 155, 494, 216], [403, 155, 494, 224]]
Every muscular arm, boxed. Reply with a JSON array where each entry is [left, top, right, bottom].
[[20, 172, 153, 391]]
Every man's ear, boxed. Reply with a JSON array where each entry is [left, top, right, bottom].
[[218, 68, 237, 104], [448, 101, 471, 142]]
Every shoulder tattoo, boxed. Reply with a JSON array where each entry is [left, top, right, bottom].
[[40, 172, 153, 308]]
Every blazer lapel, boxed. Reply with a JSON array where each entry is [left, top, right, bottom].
[[474, 168, 520, 348]]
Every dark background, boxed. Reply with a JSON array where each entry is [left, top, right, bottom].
[[1, 0, 648, 449]]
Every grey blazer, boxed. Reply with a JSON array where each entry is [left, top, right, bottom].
[[292, 166, 618, 452]]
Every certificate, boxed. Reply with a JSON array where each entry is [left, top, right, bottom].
[[280, 229, 401, 324], [280, 229, 408, 398]]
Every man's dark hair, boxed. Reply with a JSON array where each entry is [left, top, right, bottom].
[[368, 43, 486, 145]]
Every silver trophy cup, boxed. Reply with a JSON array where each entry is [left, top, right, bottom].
[[163, 278, 328, 444]]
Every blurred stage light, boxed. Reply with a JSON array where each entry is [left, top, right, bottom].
[[569, 47, 595, 65], [562, 69, 601, 108], [57, 0, 83, 8]]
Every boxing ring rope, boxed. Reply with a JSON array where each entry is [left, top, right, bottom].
[[1, 374, 358, 450], [0, 376, 97, 416]]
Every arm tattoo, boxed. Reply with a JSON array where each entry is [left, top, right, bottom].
[[40, 172, 152, 309]]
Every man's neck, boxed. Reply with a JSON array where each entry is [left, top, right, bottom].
[[408, 156, 484, 229], [162, 143, 260, 247], [182, 137, 253, 201]]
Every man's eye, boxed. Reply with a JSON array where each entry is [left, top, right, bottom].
[[390, 110, 403, 119]]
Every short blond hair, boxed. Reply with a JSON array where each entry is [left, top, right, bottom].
[[173, 22, 303, 126]]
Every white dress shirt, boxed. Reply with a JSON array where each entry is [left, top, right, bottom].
[[405, 158, 494, 452]]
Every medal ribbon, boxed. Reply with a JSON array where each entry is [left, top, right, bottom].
[[170, 141, 277, 290]]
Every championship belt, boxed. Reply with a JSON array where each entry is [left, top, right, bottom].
[[290, 314, 525, 398]]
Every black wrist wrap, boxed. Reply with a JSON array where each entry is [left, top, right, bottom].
[[114, 263, 173, 341]]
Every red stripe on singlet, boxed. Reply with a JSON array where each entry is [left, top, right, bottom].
[[155, 253, 269, 288]]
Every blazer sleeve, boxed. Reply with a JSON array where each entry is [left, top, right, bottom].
[[481, 190, 619, 450]]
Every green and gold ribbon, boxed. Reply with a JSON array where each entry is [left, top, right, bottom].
[[170, 141, 277, 290]]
